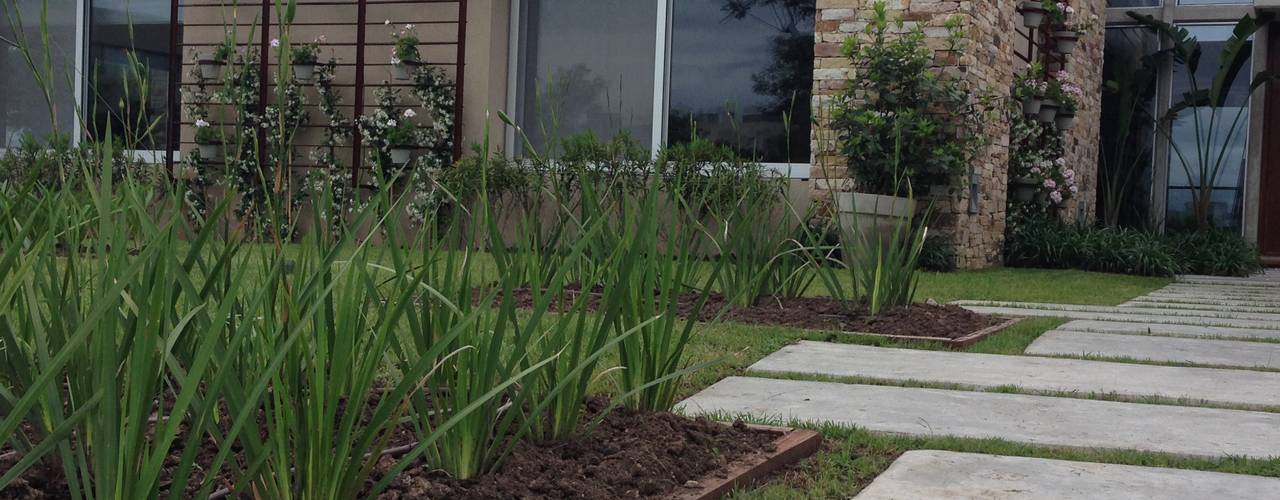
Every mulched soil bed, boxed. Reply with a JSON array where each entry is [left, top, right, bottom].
[[3, 399, 779, 500], [373, 398, 778, 499], [504, 286, 1003, 340]]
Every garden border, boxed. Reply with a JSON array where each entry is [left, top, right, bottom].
[[675, 424, 822, 500], [841, 317, 1025, 348]]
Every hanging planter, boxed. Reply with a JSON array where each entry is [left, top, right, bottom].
[[196, 142, 223, 161], [1054, 31, 1081, 54], [1018, 1, 1046, 28], [294, 63, 317, 83], [389, 146, 414, 165], [1037, 99, 1059, 124], [1055, 110, 1076, 130], [392, 59, 420, 81], [1010, 176, 1039, 203], [197, 58, 224, 81], [1022, 94, 1043, 115]]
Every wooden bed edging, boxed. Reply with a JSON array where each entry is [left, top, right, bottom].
[[675, 424, 823, 500]]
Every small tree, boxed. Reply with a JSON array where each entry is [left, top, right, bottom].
[[1129, 12, 1276, 232]]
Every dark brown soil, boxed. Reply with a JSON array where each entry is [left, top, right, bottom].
[[372, 398, 778, 499], [3, 398, 779, 500], [502, 287, 1002, 340]]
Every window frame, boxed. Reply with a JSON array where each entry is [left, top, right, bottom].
[[506, 0, 813, 179]]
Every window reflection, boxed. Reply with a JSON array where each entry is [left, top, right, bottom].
[[1099, 27, 1158, 227], [667, 0, 814, 164], [88, 0, 176, 150], [0, 0, 78, 147], [1165, 24, 1251, 232]]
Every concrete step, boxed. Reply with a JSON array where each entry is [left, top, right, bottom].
[[1026, 330, 1280, 369], [750, 341, 1280, 407], [1120, 300, 1280, 314], [1158, 284, 1280, 297], [677, 377, 1280, 459], [957, 305, 1280, 331], [952, 301, 1280, 322], [854, 450, 1280, 500], [1058, 320, 1280, 342], [1126, 296, 1280, 309], [1178, 275, 1280, 288]]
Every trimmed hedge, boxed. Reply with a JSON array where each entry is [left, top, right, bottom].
[[1005, 216, 1261, 277]]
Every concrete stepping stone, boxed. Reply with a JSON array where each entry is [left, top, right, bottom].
[[952, 301, 1280, 322], [1058, 320, 1280, 341], [677, 377, 1280, 459], [1131, 295, 1280, 309], [854, 450, 1280, 500], [750, 341, 1280, 407], [1178, 275, 1280, 288], [1120, 300, 1280, 314], [1027, 330, 1280, 369], [956, 305, 1280, 330], [1158, 285, 1280, 298]]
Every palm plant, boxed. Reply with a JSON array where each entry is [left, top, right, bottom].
[[1128, 12, 1276, 232]]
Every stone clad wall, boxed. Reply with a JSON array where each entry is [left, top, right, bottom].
[[1054, 1, 1105, 225], [811, 0, 1104, 268]]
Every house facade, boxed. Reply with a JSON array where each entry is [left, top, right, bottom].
[[2, 0, 1277, 265]]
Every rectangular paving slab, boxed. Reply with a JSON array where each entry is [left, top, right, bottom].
[[749, 341, 1280, 407], [1139, 294, 1280, 308], [854, 450, 1280, 500], [1027, 330, 1280, 369], [1121, 300, 1280, 314], [1178, 275, 1280, 288], [957, 305, 1280, 330], [952, 301, 1280, 322], [676, 377, 1280, 459], [1058, 320, 1280, 341]]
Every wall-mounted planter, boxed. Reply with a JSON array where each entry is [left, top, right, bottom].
[[294, 63, 316, 83], [1054, 31, 1080, 54], [392, 59, 420, 80], [1010, 177, 1039, 203], [1022, 95, 1043, 115], [196, 143, 223, 161], [1019, 1, 1046, 27], [389, 147, 414, 165], [1037, 99, 1059, 124], [1055, 111, 1076, 130], [197, 59, 224, 81]]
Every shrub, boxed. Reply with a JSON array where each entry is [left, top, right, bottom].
[[1003, 214, 1258, 277], [919, 233, 957, 272]]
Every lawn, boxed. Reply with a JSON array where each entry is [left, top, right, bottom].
[[912, 268, 1170, 305]]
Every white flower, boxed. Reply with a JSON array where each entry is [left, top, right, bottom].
[[270, 38, 280, 48], [384, 19, 391, 25], [195, 118, 210, 128], [390, 56, 401, 65], [405, 24, 414, 29], [403, 109, 417, 118], [1065, 6, 1075, 14], [387, 119, 397, 127], [317, 35, 326, 42]]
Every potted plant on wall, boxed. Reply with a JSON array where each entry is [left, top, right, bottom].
[[1018, 0, 1047, 27], [388, 22, 421, 80], [832, 3, 989, 235], [1037, 80, 1062, 123], [197, 39, 234, 81], [385, 111, 418, 164], [291, 37, 322, 83], [1013, 64, 1047, 115], [1054, 77, 1083, 130], [193, 118, 223, 160]]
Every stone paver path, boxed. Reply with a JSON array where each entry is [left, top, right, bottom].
[[679, 271, 1280, 496], [678, 377, 1280, 459], [854, 450, 1280, 500], [750, 341, 1280, 407], [1026, 330, 1280, 369]]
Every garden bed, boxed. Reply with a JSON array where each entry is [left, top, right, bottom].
[[504, 287, 1009, 345], [1, 398, 814, 500]]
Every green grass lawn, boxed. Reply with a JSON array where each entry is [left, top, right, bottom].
[[912, 268, 1170, 305]]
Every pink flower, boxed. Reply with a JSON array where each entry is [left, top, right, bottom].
[[270, 38, 280, 48], [1050, 191, 1064, 203], [1043, 179, 1057, 189]]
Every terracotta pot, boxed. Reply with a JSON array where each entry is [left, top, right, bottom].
[[1055, 111, 1076, 130], [391, 59, 420, 81], [1019, 1, 1046, 27], [1021, 95, 1043, 115], [1054, 31, 1080, 54], [1010, 177, 1038, 203], [197, 59, 224, 81], [1037, 99, 1059, 124], [197, 143, 223, 161], [294, 63, 316, 83], [390, 147, 413, 165]]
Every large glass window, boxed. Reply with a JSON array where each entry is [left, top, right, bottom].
[[88, 0, 176, 150], [667, 0, 813, 163], [1165, 24, 1251, 232], [515, 0, 816, 165], [0, 0, 78, 147], [1098, 27, 1158, 227], [517, 0, 658, 153]]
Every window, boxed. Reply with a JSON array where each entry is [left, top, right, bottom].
[[0, 0, 79, 147], [513, 0, 816, 166], [1098, 27, 1158, 226], [1165, 24, 1251, 232], [88, 0, 176, 150]]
